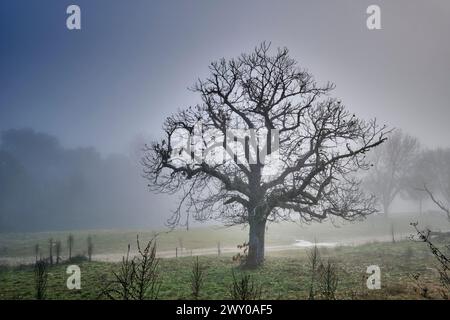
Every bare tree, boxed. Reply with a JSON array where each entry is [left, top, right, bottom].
[[143, 43, 387, 267], [402, 152, 430, 215], [67, 234, 74, 261], [364, 130, 420, 216]]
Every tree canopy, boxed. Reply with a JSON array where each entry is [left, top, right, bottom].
[[143, 43, 388, 267]]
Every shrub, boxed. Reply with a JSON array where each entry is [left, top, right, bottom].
[[191, 256, 204, 300], [318, 259, 339, 300], [410, 222, 449, 299], [101, 236, 160, 300], [307, 244, 321, 300], [34, 260, 48, 300], [229, 270, 262, 300]]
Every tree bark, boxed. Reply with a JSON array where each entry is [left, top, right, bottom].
[[245, 219, 266, 268]]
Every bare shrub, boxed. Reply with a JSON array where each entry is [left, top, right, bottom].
[[307, 244, 321, 300], [318, 259, 339, 300], [34, 260, 48, 300], [191, 256, 204, 299], [229, 270, 262, 300], [133, 236, 160, 300], [101, 236, 160, 300], [102, 244, 135, 300], [410, 222, 449, 299]]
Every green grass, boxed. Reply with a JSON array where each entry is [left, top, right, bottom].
[[0, 239, 447, 300], [1, 212, 448, 299]]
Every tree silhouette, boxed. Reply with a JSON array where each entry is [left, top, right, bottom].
[[364, 130, 420, 216], [143, 43, 387, 267]]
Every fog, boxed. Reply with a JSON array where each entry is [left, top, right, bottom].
[[0, 128, 171, 231], [0, 126, 447, 233], [1, 0, 450, 233]]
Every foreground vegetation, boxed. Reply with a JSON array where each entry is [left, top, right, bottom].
[[0, 239, 448, 300]]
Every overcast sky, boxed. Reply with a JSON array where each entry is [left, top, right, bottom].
[[1, 0, 450, 155]]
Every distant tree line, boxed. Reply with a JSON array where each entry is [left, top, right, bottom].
[[363, 130, 450, 217], [0, 128, 167, 232]]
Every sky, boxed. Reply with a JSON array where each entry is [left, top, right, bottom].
[[1, 0, 450, 155]]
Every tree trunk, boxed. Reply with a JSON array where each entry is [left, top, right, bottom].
[[382, 201, 390, 217], [245, 219, 266, 268]]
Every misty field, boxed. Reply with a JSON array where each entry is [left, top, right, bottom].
[[0, 213, 449, 300], [0, 240, 447, 300], [0, 213, 447, 261]]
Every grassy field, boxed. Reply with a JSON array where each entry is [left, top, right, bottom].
[[0, 212, 449, 300], [0, 239, 448, 300], [0, 212, 448, 260]]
